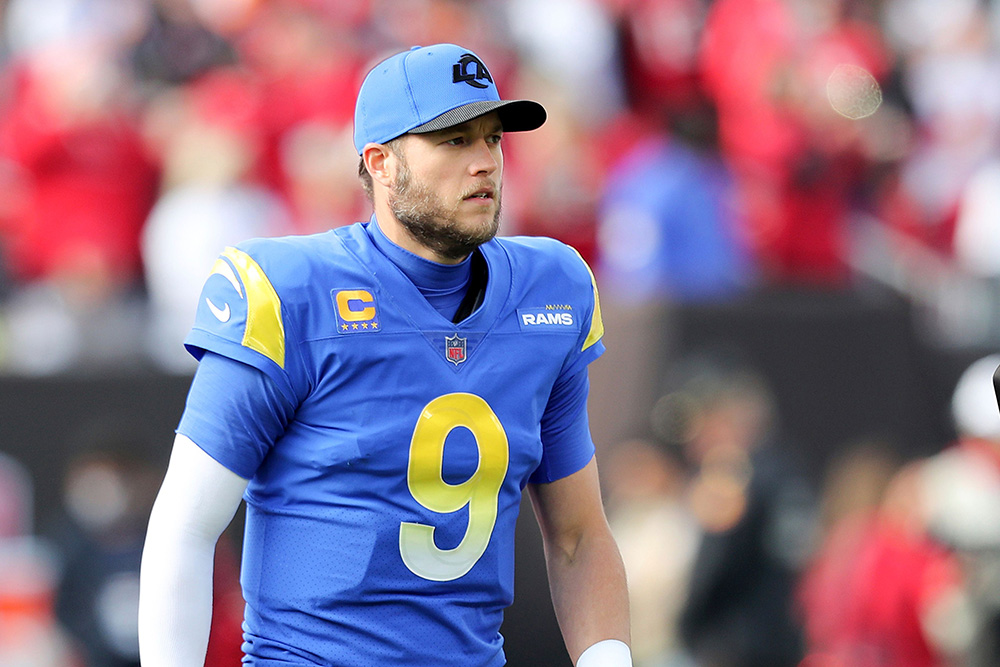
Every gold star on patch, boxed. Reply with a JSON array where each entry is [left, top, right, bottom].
[[341, 324, 349, 331], [352, 323, 359, 330], [371, 322, 379, 329], [361, 322, 369, 329]]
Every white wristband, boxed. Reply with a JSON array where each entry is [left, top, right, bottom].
[[576, 639, 632, 667]]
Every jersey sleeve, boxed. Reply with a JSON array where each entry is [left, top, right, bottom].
[[559, 247, 606, 379], [177, 351, 296, 479], [529, 368, 596, 484], [184, 245, 299, 403]]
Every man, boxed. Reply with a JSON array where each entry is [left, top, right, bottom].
[[138, 43, 631, 667], [667, 355, 813, 667]]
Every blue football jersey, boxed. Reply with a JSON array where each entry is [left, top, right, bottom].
[[182, 220, 605, 666]]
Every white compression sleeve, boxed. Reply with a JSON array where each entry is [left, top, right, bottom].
[[576, 639, 633, 667], [138, 434, 249, 667]]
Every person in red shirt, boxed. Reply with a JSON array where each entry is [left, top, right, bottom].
[[0, 45, 158, 293], [699, 0, 891, 285]]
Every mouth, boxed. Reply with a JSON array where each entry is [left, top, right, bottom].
[[463, 186, 495, 203]]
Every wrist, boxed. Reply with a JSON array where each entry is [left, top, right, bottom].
[[575, 639, 632, 667]]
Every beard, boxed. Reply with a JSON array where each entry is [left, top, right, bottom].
[[387, 157, 502, 262]]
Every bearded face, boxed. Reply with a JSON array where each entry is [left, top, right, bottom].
[[387, 150, 503, 262]]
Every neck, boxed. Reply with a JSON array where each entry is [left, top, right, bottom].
[[372, 200, 467, 265]]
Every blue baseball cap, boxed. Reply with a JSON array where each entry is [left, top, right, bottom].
[[353, 43, 546, 154]]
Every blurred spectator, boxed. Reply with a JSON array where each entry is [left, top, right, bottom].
[[140, 68, 293, 372], [596, 101, 755, 303], [605, 438, 698, 667], [505, 0, 624, 126], [613, 0, 707, 119], [502, 78, 606, 260], [919, 354, 1000, 664], [51, 444, 157, 666], [48, 422, 243, 666], [882, 0, 1000, 255], [2, 0, 148, 59], [135, 2, 375, 378], [0, 538, 80, 666], [129, 0, 238, 86], [234, 0, 366, 204], [657, 353, 816, 667], [0, 41, 158, 289], [954, 161, 1000, 281], [0, 0, 993, 373], [699, 0, 892, 286], [798, 447, 966, 667], [278, 120, 369, 233], [0, 30, 160, 372], [372, 0, 496, 49], [799, 354, 1000, 666], [0, 451, 79, 665]]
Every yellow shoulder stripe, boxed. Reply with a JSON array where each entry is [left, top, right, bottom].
[[218, 247, 286, 368], [570, 248, 604, 352]]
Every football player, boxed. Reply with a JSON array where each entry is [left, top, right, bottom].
[[139, 43, 631, 667]]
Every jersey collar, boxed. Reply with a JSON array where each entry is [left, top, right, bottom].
[[340, 216, 512, 332]]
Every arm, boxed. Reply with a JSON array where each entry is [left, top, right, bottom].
[[138, 434, 249, 667], [528, 457, 631, 666]]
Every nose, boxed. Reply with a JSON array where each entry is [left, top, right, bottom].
[[469, 138, 500, 177]]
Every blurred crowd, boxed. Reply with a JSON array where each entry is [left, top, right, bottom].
[[0, 0, 995, 372], [2, 350, 1000, 666], [603, 351, 1000, 667], [0, 419, 244, 666], [0, 0, 999, 665]]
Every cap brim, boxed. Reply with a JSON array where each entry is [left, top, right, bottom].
[[409, 100, 546, 134]]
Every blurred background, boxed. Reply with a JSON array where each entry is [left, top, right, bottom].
[[0, 0, 998, 665]]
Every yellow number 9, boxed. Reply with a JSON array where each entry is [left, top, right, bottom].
[[400, 393, 510, 581]]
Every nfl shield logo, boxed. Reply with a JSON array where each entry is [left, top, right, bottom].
[[445, 334, 467, 366]]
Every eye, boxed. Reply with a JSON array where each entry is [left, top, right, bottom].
[[487, 133, 503, 145], [446, 136, 466, 146]]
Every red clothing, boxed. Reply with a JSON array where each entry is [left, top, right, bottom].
[[699, 0, 890, 285], [235, 5, 365, 204], [0, 63, 159, 285], [205, 539, 245, 666], [798, 515, 960, 667], [617, 0, 706, 116]]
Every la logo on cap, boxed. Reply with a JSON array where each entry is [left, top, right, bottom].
[[453, 53, 493, 89]]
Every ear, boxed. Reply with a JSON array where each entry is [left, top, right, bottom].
[[363, 143, 395, 189]]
